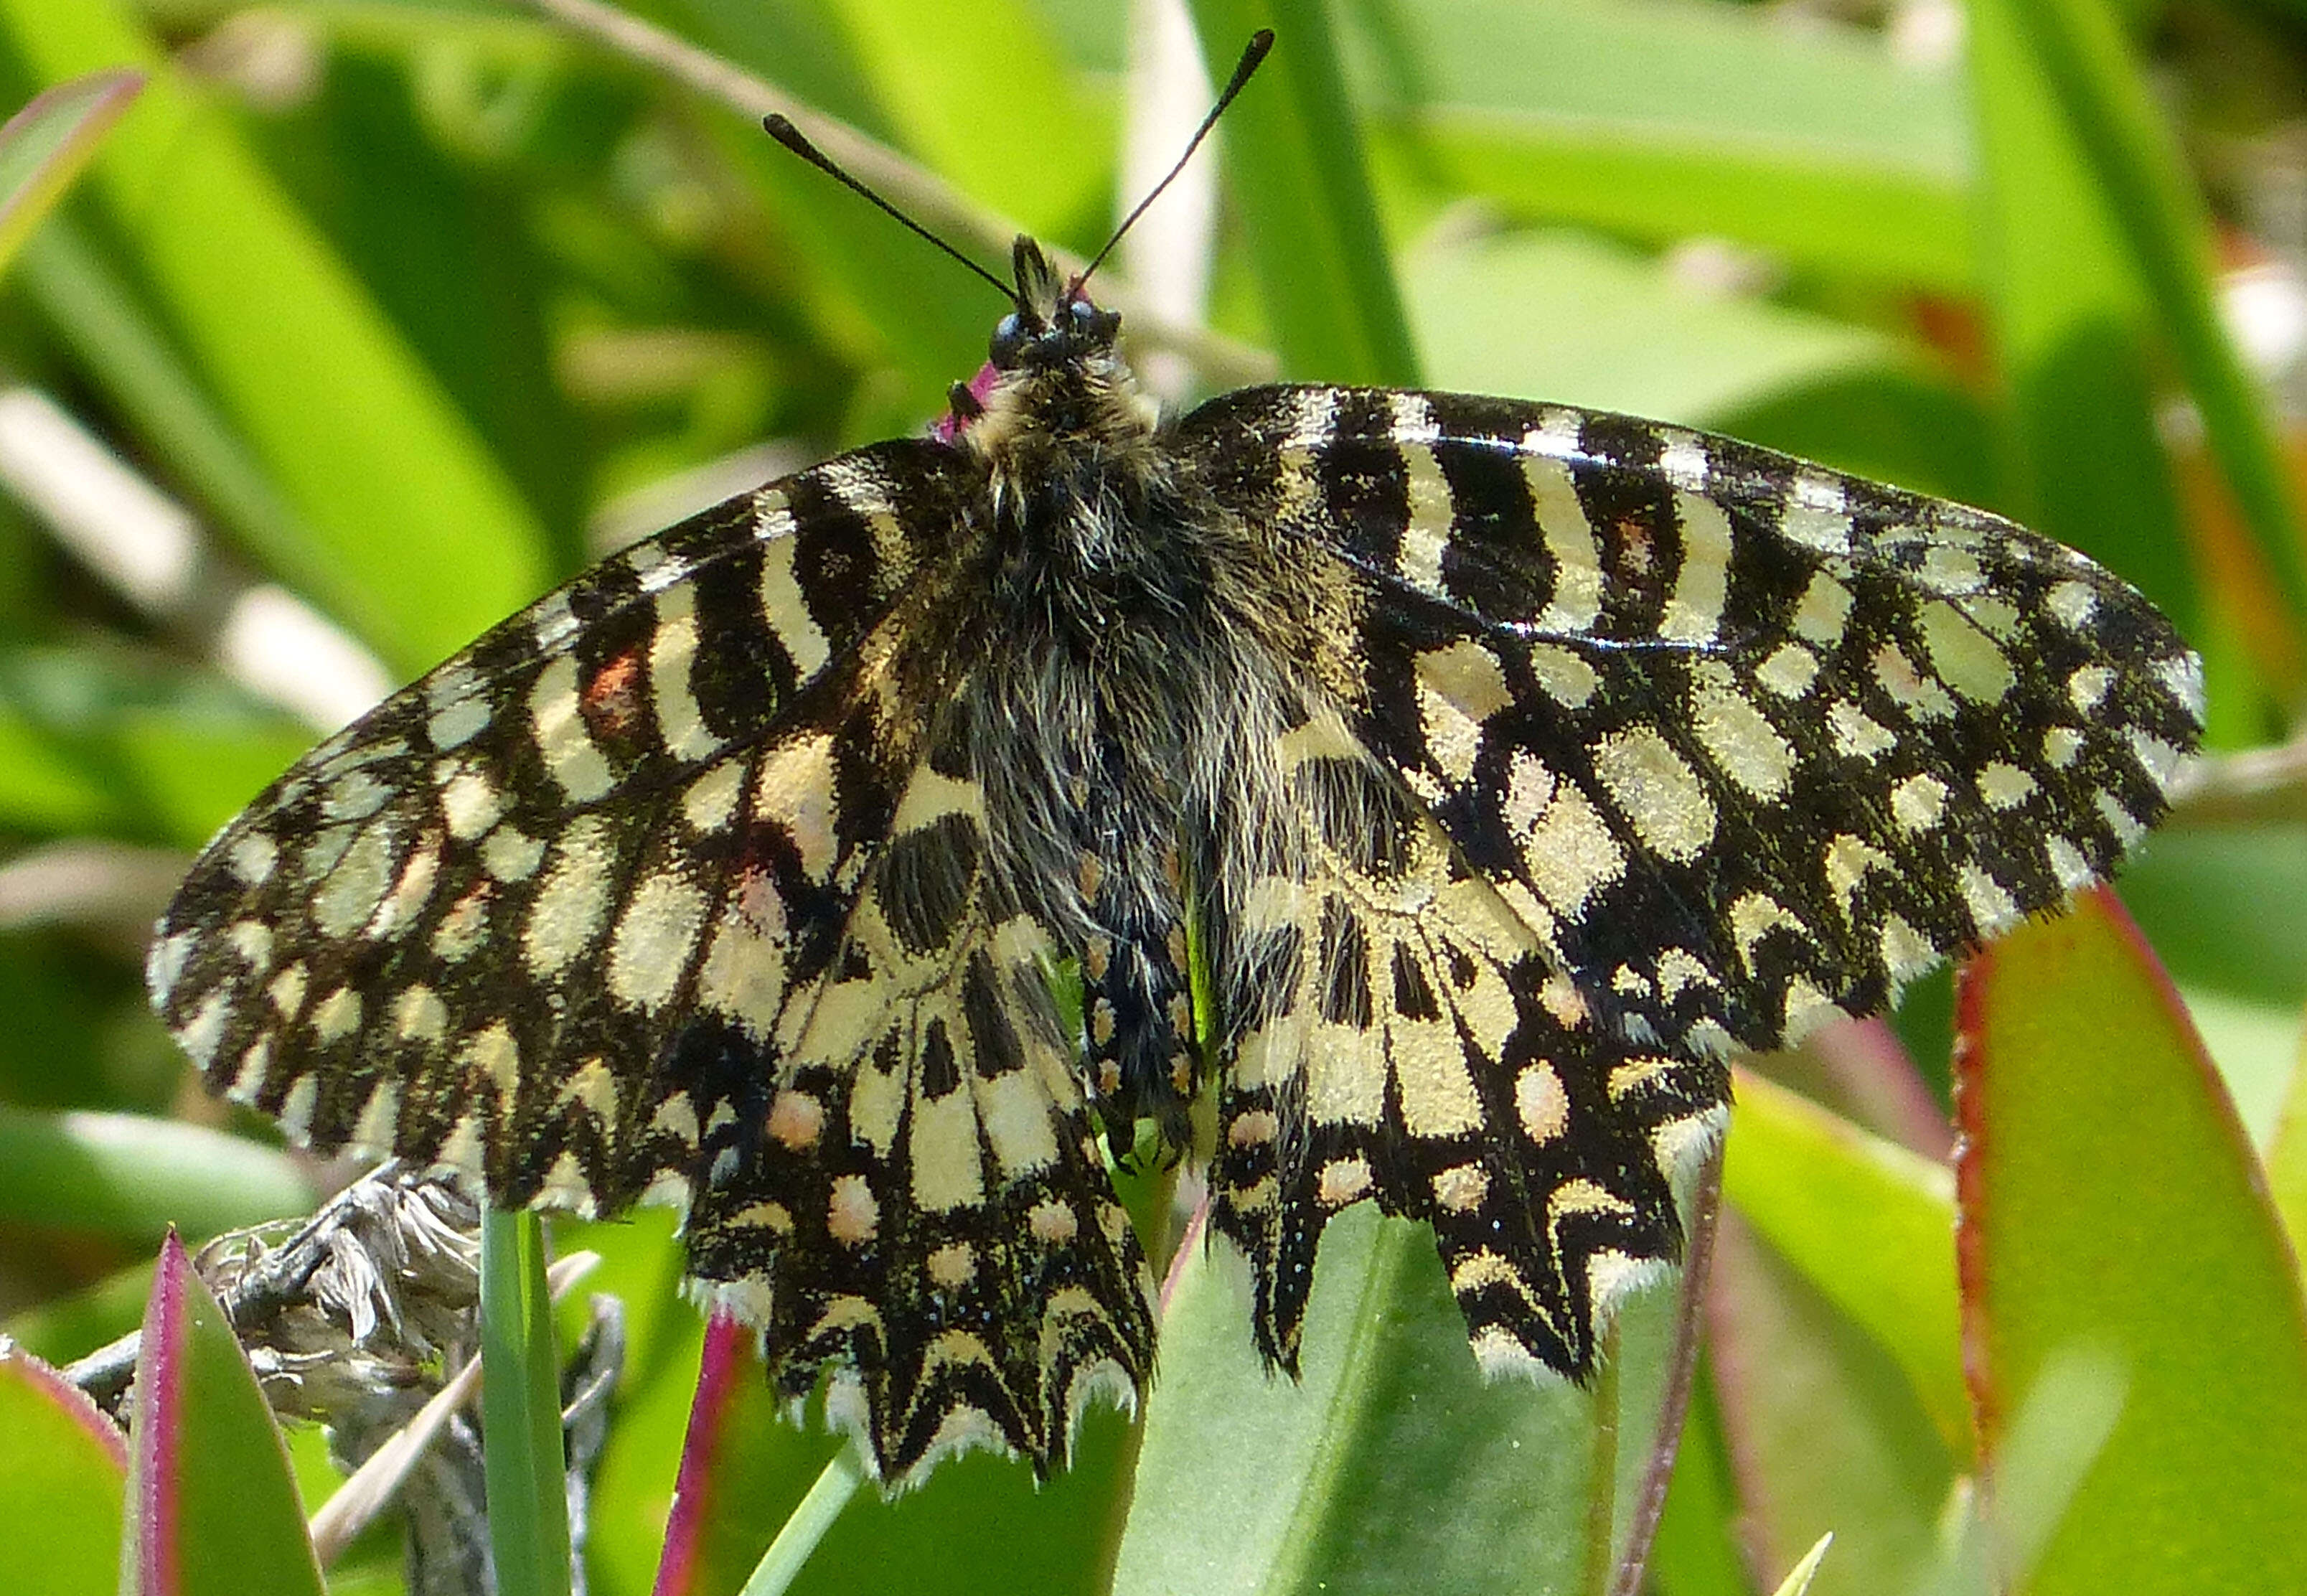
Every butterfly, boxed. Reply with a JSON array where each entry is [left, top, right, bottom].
[[146, 34, 2201, 1486]]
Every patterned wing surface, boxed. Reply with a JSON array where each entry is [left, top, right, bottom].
[[146, 441, 1150, 1477], [1178, 383, 2202, 1375]]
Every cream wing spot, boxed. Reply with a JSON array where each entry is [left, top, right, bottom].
[[1689, 673, 1795, 799], [1659, 492, 1734, 643], [1526, 644, 1598, 708], [1593, 728, 1714, 863], [481, 826, 546, 883], [440, 767, 505, 840], [1890, 774, 1949, 833], [607, 873, 710, 1013], [426, 693, 490, 752], [1754, 642, 1819, 698], [523, 817, 616, 975], [1317, 1155, 1373, 1208], [1921, 601, 2016, 703], [1792, 571, 1853, 647], [758, 734, 841, 882], [648, 585, 723, 764], [1523, 416, 1603, 632], [226, 833, 278, 887], [310, 822, 398, 939], [1978, 763, 2037, 809], [827, 1174, 880, 1245], [530, 656, 616, 802], [1781, 471, 1854, 553], [1827, 701, 1898, 760]]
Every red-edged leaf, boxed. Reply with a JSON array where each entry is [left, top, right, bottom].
[[654, 1311, 783, 1596], [121, 1231, 324, 1596], [0, 1341, 127, 1596], [1955, 887, 2307, 1595]]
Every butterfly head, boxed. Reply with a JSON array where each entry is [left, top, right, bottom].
[[959, 236, 1153, 466], [989, 236, 1121, 372]]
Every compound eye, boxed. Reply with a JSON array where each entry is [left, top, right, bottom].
[[990, 311, 1026, 365], [1066, 299, 1099, 327]]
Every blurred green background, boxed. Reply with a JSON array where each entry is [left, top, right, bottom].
[[0, 0, 2304, 1593]]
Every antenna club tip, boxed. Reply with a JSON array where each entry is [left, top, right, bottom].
[[761, 113, 817, 160]]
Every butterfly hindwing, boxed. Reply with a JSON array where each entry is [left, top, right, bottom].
[[684, 737, 1155, 1479], [1206, 710, 1722, 1375]]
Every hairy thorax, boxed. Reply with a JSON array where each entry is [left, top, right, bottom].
[[949, 350, 1324, 1146]]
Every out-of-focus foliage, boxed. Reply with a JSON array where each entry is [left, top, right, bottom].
[[0, 1, 2302, 1593]]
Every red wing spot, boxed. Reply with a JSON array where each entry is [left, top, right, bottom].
[[1615, 516, 1655, 577], [581, 649, 647, 739]]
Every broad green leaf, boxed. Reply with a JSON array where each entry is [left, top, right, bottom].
[[1954, 888, 2307, 1596], [0, 1342, 127, 1596], [122, 1231, 326, 1596], [480, 1207, 572, 1596], [1116, 1201, 1693, 1595], [0, 1106, 311, 1241], [1356, 0, 1973, 289], [1721, 1070, 1966, 1450], [1405, 229, 1899, 428], [1705, 1216, 1955, 1596], [0, 67, 138, 272], [783, 1391, 1134, 1595], [2115, 825, 2307, 1008], [0, 0, 552, 677]]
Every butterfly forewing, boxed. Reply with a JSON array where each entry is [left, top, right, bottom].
[[1180, 385, 2202, 1057]]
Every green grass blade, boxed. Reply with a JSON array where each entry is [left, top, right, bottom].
[[0, 0, 553, 675], [736, 1444, 869, 1596], [480, 1206, 572, 1596], [1977, 0, 2304, 657], [1186, 1, 1420, 385]]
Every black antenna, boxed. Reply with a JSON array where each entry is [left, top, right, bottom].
[[1079, 29, 1274, 288], [760, 114, 1016, 305]]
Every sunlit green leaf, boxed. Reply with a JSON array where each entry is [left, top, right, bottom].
[[1955, 888, 2307, 1596]]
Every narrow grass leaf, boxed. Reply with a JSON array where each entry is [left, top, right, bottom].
[[1995, 0, 2307, 649], [1186, 0, 1420, 384], [1363, 0, 1971, 288], [0, 0, 553, 675], [480, 1206, 572, 1596], [1965, 0, 2197, 639]]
